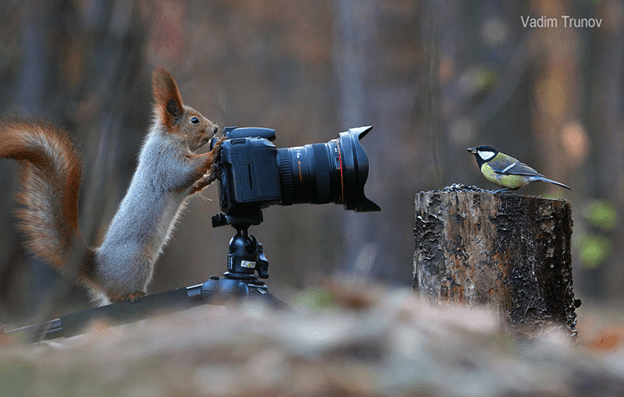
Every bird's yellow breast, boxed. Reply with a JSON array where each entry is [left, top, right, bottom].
[[481, 163, 528, 189]]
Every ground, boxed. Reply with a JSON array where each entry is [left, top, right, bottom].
[[2, 280, 624, 396]]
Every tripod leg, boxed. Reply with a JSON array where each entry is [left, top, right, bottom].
[[251, 286, 289, 309]]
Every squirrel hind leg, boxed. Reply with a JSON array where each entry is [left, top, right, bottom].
[[122, 291, 147, 302], [105, 291, 147, 303], [88, 289, 112, 307]]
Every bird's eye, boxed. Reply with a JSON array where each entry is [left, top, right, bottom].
[[190, 117, 200, 124]]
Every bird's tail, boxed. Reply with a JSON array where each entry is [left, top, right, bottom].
[[535, 176, 572, 190]]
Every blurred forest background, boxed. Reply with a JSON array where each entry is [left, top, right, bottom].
[[0, 0, 622, 320]]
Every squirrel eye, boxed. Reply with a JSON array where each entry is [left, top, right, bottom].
[[190, 116, 200, 124]]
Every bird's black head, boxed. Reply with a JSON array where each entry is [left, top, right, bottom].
[[467, 145, 499, 167]]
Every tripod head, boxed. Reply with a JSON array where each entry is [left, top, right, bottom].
[[198, 210, 274, 306], [211, 210, 269, 281]]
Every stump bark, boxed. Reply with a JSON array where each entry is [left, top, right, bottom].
[[413, 186, 577, 337]]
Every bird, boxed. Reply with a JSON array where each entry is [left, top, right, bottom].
[[467, 145, 571, 192]]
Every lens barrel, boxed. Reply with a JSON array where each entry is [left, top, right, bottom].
[[277, 126, 380, 212]]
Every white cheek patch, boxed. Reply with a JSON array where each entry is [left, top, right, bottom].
[[478, 151, 496, 161]]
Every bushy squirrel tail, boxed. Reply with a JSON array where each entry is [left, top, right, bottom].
[[0, 116, 94, 280]]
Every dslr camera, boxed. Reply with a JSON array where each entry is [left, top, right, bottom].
[[209, 126, 380, 225]]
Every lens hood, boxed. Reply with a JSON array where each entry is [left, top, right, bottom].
[[338, 126, 381, 212]]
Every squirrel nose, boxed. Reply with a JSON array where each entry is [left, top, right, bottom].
[[213, 125, 219, 134]]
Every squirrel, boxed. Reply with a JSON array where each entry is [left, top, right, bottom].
[[0, 67, 226, 305]]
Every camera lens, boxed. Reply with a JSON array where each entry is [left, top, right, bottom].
[[277, 126, 380, 212]]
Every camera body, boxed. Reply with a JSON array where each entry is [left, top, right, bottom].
[[216, 127, 282, 215], [210, 126, 380, 223]]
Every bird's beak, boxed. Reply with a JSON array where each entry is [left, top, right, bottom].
[[467, 147, 477, 154]]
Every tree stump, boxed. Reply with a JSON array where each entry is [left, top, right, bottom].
[[413, 185, 578, 337]]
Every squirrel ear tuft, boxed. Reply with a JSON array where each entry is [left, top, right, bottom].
[[152, 67, 184, 128]]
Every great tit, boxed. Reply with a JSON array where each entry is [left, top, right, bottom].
[[467, 145, 571, 191]]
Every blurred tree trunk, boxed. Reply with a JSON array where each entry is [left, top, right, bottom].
[[0, 0, 149, 317], [588, 1, 624, 301], [528, 0, 578, 189], [333, 0, 378, 277], [0, 0, 52, 317], [333, 0, 422, 282]]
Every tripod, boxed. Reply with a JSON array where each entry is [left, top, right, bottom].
[[6, 211, 285, 341]]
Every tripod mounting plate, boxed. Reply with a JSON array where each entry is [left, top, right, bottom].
[[211, 212, 263, 228]]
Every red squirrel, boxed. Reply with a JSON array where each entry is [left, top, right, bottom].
[[0, 67, 226, 305]]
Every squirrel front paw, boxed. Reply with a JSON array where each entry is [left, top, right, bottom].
[[212, 134, 227, 151], [207, 134, 226, 160], [190, 166, 218, 194], [191, 135, 226, 194]]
